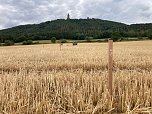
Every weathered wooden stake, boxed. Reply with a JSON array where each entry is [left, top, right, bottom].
[[108, 40, 113, 96], [60, 43, 62, 51]]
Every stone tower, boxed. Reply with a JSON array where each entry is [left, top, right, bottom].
[[67, 13, 70, 20]]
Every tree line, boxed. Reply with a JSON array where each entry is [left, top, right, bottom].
[[0, 19, 152, 44]]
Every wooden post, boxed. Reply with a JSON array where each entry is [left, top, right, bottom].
[[60, 43, 62, 51], [108, 40, 113, 96]]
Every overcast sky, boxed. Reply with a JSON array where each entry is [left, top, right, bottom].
[[0, 0, 152, 29]]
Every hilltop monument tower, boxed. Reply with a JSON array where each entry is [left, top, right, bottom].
[[67, 13, 70, 20]]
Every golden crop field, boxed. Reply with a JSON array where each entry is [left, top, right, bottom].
[[0, 41, 152, 114]]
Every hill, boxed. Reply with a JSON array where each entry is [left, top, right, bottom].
[[0, 19, 152, 43]]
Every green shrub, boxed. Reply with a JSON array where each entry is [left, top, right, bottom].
[[51, 37, 56, 43], [111, 32, 121, 42], [60, 39, 67, 43], [22, 40, 33, 45], [27, 40, 33, 45], [22, 41, 27, 45], [4, 40, 14, 46]]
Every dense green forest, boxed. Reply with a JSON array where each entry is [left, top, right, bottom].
[[0, 18, 152, 43]]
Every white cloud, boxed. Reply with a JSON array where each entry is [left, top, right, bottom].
[[0, 0, 152, 29]]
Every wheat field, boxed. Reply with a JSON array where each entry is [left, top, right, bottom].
[[0, 41, 152, 114]]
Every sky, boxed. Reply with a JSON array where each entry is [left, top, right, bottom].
[[0, 0, 152, 29]]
